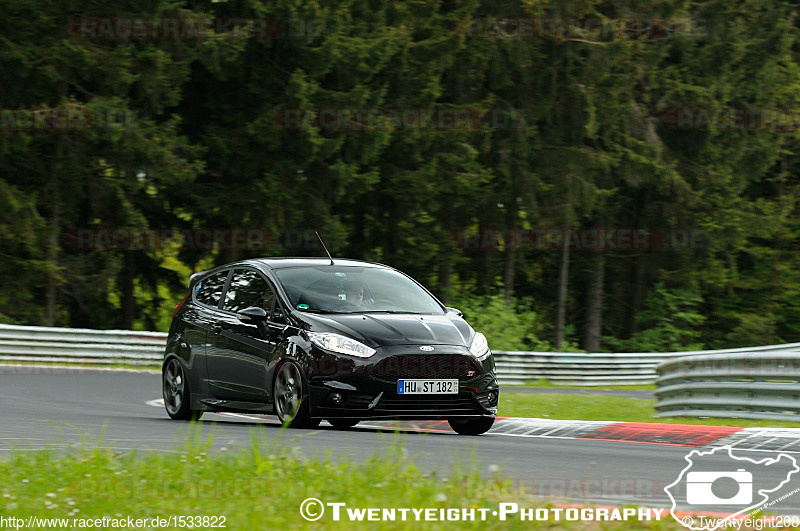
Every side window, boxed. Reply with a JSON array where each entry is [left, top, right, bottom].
[[194, 270, 229, 308], [223, 269, 273, 314]]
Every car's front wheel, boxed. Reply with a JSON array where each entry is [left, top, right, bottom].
[[448, 417, 494, 435], [274, 360, 320, 429], [163, 358, 203, 421]]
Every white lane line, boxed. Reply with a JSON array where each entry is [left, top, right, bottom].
[[774, 439, 800, 452]]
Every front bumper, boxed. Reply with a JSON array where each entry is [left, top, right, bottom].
[[305, 345, 500, 420]]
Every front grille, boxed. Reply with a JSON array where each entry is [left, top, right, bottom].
[[375, 393, 481, 412], [371, 354, 481, 382]]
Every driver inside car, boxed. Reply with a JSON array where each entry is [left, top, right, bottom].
[[344, 285, 364, 306]]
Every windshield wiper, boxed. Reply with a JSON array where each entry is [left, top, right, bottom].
[[299, 308, 342, 314], [361, 310, 424, 314]]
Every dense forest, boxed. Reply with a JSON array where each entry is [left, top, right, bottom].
[[2, 0, 800, 353]]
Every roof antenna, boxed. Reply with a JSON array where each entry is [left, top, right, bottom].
[[315, 231, 335, 265]]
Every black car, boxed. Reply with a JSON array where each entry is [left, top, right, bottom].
[[162, 258, 499, 435]]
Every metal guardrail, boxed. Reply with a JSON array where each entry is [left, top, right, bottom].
[[654, 346, 800, 421], [492, 351, 687, 386], [3, 323, 799, 407], [0, 324, 166, 365]]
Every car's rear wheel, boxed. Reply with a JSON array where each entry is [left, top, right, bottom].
[[327, 418, 360, 429], [163, 358, 203, 421], [448, 417, 494, 435], [274, 361, 320, 428]]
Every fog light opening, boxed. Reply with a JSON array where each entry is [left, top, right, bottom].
[[330, 392, 343, 405], [479, 390, 498, 407]]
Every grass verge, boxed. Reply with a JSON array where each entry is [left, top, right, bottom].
[[0, 432, 683, 530], [499, 392, 800, 428], [520, 379, 657, 391]]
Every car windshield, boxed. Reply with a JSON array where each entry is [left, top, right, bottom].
[[273, 265, 445, 315]]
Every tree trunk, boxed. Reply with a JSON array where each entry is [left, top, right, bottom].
[[625, 256, 647, 338], [554, 242, 570, 350], [477, 217, 492, 295], [45, 219, 58, 327], [583, 251, 605, 352], [45, 136, 63, 327], [438, 253, 452, 304], [384, 197, 398, 266], [502, 246, 515, 303], [437, 201, 455, 303], [120, 254, 135, 329], [502, 202, 519, 303]]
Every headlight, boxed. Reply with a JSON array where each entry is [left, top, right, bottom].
[[308, 332, 376, 358], [469, 332, 490, 361]]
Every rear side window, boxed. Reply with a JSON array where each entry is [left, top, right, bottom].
[[194, 270, 229, 308], [223, 269, 273, 314]]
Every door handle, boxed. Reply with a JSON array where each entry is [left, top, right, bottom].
[[212, 325, 222, 334]]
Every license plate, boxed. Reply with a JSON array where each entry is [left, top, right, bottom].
[[397, 379, 458, 395]]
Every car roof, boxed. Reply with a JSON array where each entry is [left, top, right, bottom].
[[189, 257, 393, 289], [242, 257, 390, 270]]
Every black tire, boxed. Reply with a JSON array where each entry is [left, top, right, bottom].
[[327, 418, 360, 429], [163, 358, 203, 421], [448, 417, 494, 435], [273, 360, 318, 428]]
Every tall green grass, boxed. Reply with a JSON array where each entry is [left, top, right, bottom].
[[0, 428, 683, 529]]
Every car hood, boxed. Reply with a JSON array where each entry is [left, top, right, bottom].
[[298, 312, 474, 348]]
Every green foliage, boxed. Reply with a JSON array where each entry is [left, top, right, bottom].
[[603, 283, 706, 352], [1, 0, 800, 351], [449, 294, 552, 352]]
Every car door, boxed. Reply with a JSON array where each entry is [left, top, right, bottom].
[[189, 268, 231, 393], [206, 267, 280, 402]]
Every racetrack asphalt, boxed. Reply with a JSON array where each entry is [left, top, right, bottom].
[[2, 366, 799, 515]]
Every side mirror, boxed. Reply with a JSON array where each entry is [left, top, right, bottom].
[[237, 306, 269, 324], [446, 307, 463, 317]]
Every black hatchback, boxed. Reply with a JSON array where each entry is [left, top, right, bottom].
[[162, 258, 499, 435]]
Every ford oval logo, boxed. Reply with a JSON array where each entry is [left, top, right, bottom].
[[419, 346, 434, 351]]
